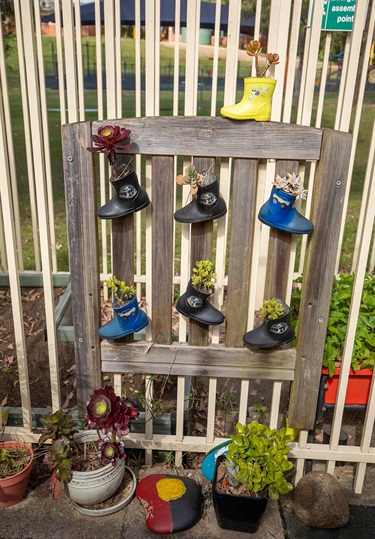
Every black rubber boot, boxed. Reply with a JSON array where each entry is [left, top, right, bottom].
[[174, 171, 227, 224], [176, 281, 225, 326], [98, 166, 150, 220], [243, 299, 295, 349]]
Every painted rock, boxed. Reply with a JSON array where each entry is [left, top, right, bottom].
[[201, 440, 229, 481], [136, 474, 202, 534]]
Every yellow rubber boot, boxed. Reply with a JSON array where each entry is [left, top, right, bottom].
[[220, 77, 277, 121]]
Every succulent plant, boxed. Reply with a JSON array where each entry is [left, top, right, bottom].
[[222, 422, 294, 501], [87, 125, 132, 177], [246, 40, 279, 78], [176, 164, 204, 196], [105, 275, 136, 306], [191, 260, 216, 291], [272, 173, 308, 200], [37, 385, 139, 499], [259, 298, 285, 320]]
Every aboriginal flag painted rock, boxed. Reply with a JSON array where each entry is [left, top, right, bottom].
[[136, 474, 202, 534]]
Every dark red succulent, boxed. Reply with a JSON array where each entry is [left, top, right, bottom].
[[87, 125, 132, 167], [85, 384, 139, 437], [97, 437, 126, 465]]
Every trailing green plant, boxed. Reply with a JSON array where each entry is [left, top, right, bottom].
[[259, 298, 285, 320], [37, 385, 139, 499], [105, 275, 136, 306], [221, 422, 293, 501], [291, 272, 375, 376], [191, 260, 216, 291], [0, 444, 32, 479]]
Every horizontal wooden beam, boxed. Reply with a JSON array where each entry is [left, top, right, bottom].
[[101, 341, 296, 381], [89, 117, 324, 160], [0, 272, 70, 288]]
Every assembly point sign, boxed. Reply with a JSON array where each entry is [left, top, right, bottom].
[[321, 0, 357, 31]]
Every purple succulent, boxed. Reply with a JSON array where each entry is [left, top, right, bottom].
[[97, 437, 126, 465], [87, 125, 132, 167]]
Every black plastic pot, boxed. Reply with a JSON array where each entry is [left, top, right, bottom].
[[212, 456, 268, 534]]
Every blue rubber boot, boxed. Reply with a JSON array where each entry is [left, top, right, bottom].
[[258, 187, 314, 234], [99, 296, 149, 340]]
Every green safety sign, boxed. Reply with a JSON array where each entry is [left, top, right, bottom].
[[321, 0, 357, 31]]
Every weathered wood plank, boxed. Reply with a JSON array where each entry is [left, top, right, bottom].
[[288, 129, 353, 429], [101, 341, 296, 380], [91, 117, 323, 160], [226, 159, 258, 347], [189, 157, 216, 347], [63, 122, 101, 413], [264, 160, 299, 301], [151, 156, 174, 343]]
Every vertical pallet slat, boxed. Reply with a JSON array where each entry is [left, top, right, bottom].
[[225, 159, 258, 348], [264, 160, 299, 302], [189, 157, 215, 347], [63, 122, 101, 413], [288, 129, 353, 429], [151, 156, 174, 344]]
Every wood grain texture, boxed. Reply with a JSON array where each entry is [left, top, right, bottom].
[[189, 157, 216, 347], [91, 117, 323, 160], [151, 156, 174, 343], [264, 160, 299, 301], [288, 129, 353, 429], [62, 122, 101, 414], [101, 341, 296, 380], [225, 159, 258, 347]]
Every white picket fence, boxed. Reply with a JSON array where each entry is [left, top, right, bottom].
[[0, 0, 374, 493]]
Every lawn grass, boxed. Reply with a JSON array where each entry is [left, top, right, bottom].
[[4, 36, 374, 273]]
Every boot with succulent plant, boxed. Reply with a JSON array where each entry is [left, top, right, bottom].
[[220, 41, 279, 121], [174, 165, 227, 224], [87, 125, 149, 219], [177, 260, 225, 326], [243, 298, 295, 349], [99, 276, 149, 340], [258, 173, 314, 234]]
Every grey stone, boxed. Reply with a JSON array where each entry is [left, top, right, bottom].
[[293, 470, 350, 529]]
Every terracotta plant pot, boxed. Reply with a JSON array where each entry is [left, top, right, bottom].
[[0, 441, 33, 507], [212, 456, 268, 533], [322, 367, 373, 405]]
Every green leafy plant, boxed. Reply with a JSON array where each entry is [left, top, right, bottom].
[[251, 403, 268, 419], [176, 164, 204, 196], [259, 298, 285, 320], [291, 273, 375, 376], [0, 444, 32, 479], [246, 40, 279, 78], [38, 385, 139, 499], [191, 260, 216, 291], [221, 422, 293, 501], [105, 276, 136, 307]]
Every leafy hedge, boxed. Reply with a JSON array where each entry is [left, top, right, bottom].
[[291, 273, 375, 377]]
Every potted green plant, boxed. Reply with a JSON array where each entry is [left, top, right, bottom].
[[176, 260, 225, 326], [87, 124, 149, 219], [99, 275, 149, 340], [220, 40, 279, 121], [243, 297, 295, 349], [37, 384, 138, 510], [258, 173, 314, 234], [174, 164, 227, 224], [213, 421, 293, 533], [291, 273, 374, 407], [0, 441, 33, 506]]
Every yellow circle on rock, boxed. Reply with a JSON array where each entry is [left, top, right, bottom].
[[156, 478, 186, 501]]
